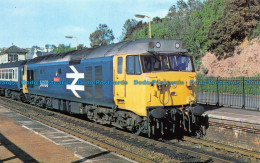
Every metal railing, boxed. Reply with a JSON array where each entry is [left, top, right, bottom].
[[196, 77, 260, 110]]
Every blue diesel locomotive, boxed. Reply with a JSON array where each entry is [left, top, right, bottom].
[[0, 39, 204, 137]]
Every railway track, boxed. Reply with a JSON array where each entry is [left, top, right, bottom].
[[208, 120, 260, 134], [183, 136, 260, 160], [0, 96, 259, 162]]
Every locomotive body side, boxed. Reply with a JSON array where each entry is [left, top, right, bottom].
[[0, 39, 205, 137], [25, 56, 115, 108]]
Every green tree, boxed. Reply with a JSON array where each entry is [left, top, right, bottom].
[[208, 0, 260, 58], [89, 24, 115, 47], [45, 44, 51, 49], [77, 44, 85, 50], [122, 0, 260, 69], [53, 44, 75, 54], [121, 19, 138, 40]]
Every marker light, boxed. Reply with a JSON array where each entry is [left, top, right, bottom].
[[175, 43, 180, 49], [156, 42, 161, 48]]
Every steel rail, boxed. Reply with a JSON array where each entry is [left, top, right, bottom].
[[0, 96, 252, 162], [0, 102, 155, 163], [183, 136, 260, 160], [208, 120, 260, 134]]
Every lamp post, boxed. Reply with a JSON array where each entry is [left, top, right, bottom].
[[65, 36, 78, 50], [134, 14, 151, 38]]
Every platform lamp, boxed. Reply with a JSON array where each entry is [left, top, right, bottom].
[[134, 14, 151, 38], [65, 36, 78, 50]]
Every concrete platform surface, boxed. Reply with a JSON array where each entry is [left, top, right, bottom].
[[203, 106, 260, 124], [0, 105, 134, 163]]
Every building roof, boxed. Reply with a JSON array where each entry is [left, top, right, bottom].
[[0, 60, 27, 68], [4, 45, 28, 54], [26, 52, 34, 60]]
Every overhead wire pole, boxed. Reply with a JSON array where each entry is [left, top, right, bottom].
[[65, 36, 78, 50], [134, 14, 152, 38]]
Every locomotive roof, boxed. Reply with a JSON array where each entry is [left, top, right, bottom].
[[26, 39, 189, 65]]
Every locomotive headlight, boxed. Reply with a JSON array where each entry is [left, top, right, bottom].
[[175, 43, 180, 49], [193, 77, 197, 82], [156, 42, 161, 48]]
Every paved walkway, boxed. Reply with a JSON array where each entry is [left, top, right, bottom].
[[203, 106, 260, 124], [0, 106, 134, 163]]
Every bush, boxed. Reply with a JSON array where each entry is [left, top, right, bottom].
[[202, 67, 209, 75]]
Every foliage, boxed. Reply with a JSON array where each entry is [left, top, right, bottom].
[[121, 19, 138, 40], [53, 44, 75, 54], [77, 44, 85, 50], [89, 24, 115, 47], [122, 0, 260, 69], [202, 67, 209, 75], [250, 21, 260, 39], [196, 76, 260, 95], [208, 0, 260, 58]]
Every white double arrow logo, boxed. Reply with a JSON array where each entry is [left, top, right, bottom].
[[66, 66, 85, 98]]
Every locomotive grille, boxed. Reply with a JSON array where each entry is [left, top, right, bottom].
[[85, 67, 93, 98], [95, 66, 103, 99]]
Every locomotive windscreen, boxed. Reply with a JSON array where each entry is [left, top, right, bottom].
[[141, 54, 194, 73]]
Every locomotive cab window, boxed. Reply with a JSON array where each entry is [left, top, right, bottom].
[[126, 56, 141, 75], [117, 57, 123, 74], [141, 54, 194, 73]]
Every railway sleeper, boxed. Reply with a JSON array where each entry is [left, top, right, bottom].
[[1, 90, 207, 138]]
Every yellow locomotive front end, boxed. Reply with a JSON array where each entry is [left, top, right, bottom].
[[113, 39, 205, 136]]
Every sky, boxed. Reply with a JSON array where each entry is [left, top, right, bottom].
[[0, 0, 176, 49]]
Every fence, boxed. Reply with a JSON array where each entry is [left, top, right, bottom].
[[196, 77, 260, 110]]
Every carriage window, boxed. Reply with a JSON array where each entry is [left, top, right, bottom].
[[117, 57, 123, 74], [1, 70, 3, 79], [9, 69, 12, 79], [126, 56, 141, 75], [14, 69, 18, 80], [5, 70, 8, 79]]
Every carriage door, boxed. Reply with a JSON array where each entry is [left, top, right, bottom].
[[114, 55, 126, 101]]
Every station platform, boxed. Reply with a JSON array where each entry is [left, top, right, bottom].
[[201, 105, 260, 152], [0, 106, 134, 163], [202, 105, 260, 126]]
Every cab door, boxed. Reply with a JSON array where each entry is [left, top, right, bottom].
[[113, 55, 126, 104]]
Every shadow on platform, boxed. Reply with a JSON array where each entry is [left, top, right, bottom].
[[0, 132, 39, 163], [71, 151, 111, 163]]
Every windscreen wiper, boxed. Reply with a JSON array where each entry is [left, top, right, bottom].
[[148, 51, 160, 62]]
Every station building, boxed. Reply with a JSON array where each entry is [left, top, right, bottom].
[[0, 45, 28, 64]]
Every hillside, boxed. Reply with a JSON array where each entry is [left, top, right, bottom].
[[121, 0, 260, 77], [199, 38, 260, 77]]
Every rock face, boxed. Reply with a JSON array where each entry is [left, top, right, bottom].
[[200, 38, 260, 77]]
